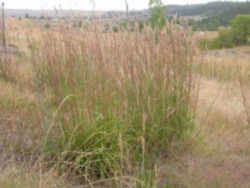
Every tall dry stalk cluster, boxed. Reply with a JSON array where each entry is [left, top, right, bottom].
[[26, 22, 197, 184]]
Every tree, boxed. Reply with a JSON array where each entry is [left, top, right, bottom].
[[231, 15, 250, 45], [148, 0, 166, 30]]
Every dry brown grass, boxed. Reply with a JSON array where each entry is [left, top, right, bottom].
[[0, 159, 71, 188], [194, 31, 218, 41], [194, 47, 250, 82], [0, 18, 250, 188], [157, 77, 250, 188], [0, 18, 197, 187], [159, 48, 250, 187]]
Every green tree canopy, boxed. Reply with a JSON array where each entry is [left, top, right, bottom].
[[149, 0, 166, 30], [231, 14, 250, 45]]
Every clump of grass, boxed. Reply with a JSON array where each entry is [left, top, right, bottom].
[[29, 22, 197, 182]]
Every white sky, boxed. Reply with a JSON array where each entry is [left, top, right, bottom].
[[2, 0, 246, 10]]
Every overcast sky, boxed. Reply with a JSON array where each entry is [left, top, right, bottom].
[[2, 0, 246, 10]]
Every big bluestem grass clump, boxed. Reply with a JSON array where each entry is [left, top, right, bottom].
[[29, 22, 197, 181]]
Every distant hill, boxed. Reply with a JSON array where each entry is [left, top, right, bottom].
[[4, 1, 250, 31], [5, 9, 107, 18], [163, 1, 250, 31], [189, 2, 250, 31], [164, 1, 245, 17]]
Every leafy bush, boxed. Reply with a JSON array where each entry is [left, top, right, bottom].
[[231, 14, 250, 45], [204, 28, 235, 49]]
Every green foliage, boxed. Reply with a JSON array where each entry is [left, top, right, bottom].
[[135, 167, 157, 188], [200, 29, 235, 50], [215, 28, 235, 49], [149, 0, 166, 30], [231, 15, 250, 45], [200, 15, 250, 50], [166, 2, 241, 17]]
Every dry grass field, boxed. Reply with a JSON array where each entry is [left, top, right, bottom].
[[0, 18, 250, 188]]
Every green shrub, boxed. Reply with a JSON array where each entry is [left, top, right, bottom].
[[217, 28, 235, 48], [149, 0, 166, 30], [199, 28, 235, 50], [231, 14, 250, 45]]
